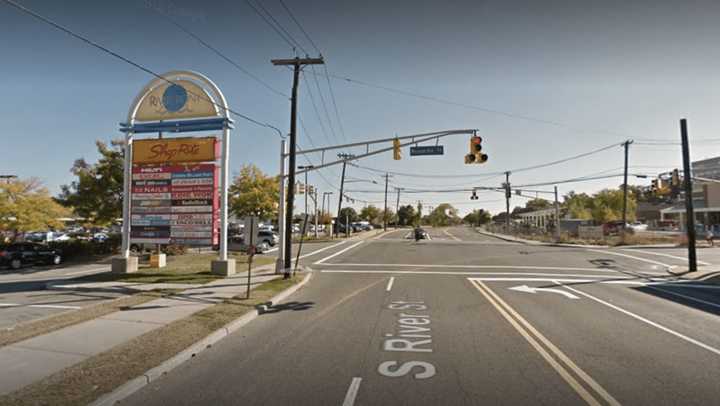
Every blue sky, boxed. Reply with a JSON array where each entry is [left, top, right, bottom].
[[2, 0, 720, 216]]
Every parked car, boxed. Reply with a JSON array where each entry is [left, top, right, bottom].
[[602, 221, 627, 235], [0, 242, 63, 270], [628, 222, 648, 232]]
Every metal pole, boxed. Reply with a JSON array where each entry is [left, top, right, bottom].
[[681, 119, 698, 272], [395, 187, 401, 228], [554, 186, 560, 242], [505, 171, 511, 234], [336, 160, 347, 238], [314, 189, 319, 238], [276, 139, 286, 274], [383, 174, 389, 231], [121, 132, 133, 258], [219, 125, 230, 261], [621, 140, 632, 236], [283, 63, 300, 279]]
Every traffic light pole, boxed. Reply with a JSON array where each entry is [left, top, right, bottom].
[[681, 119, 697, 273], [336, 154, 353, 238], [271, 56, 325, 279]]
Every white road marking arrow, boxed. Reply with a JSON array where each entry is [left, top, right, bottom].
[[508, 285, 580, 299]]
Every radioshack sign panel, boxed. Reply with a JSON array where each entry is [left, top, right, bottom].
[[130, 164, 219, 246]]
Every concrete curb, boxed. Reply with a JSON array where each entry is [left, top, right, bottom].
[[477, 230, 611, 249], [90, 271, 314, 406]]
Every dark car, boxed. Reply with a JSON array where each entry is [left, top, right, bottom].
[[0, 242, 63, 270]]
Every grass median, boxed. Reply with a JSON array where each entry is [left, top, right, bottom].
[[0, 274, 306, 406], [77, 252, 276, 285]]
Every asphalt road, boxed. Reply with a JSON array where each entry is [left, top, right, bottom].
[[118, 226, 720, 405]]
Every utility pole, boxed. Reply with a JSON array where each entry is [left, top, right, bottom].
[[681, 119, 697, 272], [554, 186, 561, 242], [383, 173, 391, 231], [621, 140, 634, 237], [276, 140, 286, 274], [271, 56, 324, 279], [336, 153, 354, 237], [395, 187, 402, 228], [314, 188, 319, 238], [504, 171, 511, 234]]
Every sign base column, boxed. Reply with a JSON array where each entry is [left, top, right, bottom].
[[212, 259, 236, 276], [111, 256, 139, 274]]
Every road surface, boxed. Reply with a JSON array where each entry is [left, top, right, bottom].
[[123, 226, 720, 405]]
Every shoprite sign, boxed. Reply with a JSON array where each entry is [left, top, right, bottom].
[[132, 137, 218, 164]]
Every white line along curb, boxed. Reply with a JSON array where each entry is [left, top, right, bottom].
[[91, 270, 314, 406]]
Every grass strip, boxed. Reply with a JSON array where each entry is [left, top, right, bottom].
[[75, 253, 276, 285], [0, 290, 177, 348], [0, 275, 304, 406]]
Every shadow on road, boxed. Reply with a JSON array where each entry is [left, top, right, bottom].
[[258, 301, 315, 315], [632, 284, 720, 317]]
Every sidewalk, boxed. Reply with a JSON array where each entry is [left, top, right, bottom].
[[477, 229, 610, 248], [667, 266, 720, 285], [0, 269, 281, 396]]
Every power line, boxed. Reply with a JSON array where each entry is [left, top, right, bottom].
[[243, 0, 298, 52], [301, 72, 334, 146], [2, 0, 283, 136], [309, 65, 339, 144], [147, 3, 288, 98], [323, 64, 348, 143], [315, 71, 628, 138], [278, 0, 321, 55]]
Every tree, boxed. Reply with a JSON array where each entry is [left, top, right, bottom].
[[525, 198, 552, 212], [382, 208, 396, 226], [463, 209, 491, 226], [58, 140, 124, 225], [338, 207, 359, 223], [229, 164, 279, 220], [359, 205, 382, 225], [563, 188, 636, 223], [427, 203, 460, 227], [1, 178, 69, 240], [397, 205, 416, 226]]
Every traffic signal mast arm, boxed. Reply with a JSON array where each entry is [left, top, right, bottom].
[[291, 129, 477, 177]]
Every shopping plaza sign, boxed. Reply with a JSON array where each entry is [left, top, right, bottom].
[[119, 71, 234, 261]]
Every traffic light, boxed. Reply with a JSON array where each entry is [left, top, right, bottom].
[[651, 179, 658, 194], [308, 185, 315, 195], [393, 138, 401, 160], [470, 191, 478, 200], [296, 183, 306, 195], [671, 169, 680, 187], [465, 136, 488, 164]]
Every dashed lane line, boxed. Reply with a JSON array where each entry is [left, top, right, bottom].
[[342, 377, 362, 406], [386, 277, 394, 292]]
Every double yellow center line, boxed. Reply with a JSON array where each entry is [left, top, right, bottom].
[[470, 279, 621, 406]]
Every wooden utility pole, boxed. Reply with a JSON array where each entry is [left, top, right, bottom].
[[504, 172, 511, 234], [681, 119, 697, 272], [383, 173, 391, 231], [336, 153, 354, 237], [621, 140, 634, 238], [271, 57, 324, 279], [395, 187, 402, 228]]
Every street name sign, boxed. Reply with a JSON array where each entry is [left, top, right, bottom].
[[410, 146, 444, 156]]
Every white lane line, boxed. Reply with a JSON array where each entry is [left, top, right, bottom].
[[295, 240, 347, 262], [319, 262, 622, 273], [314, 241, 364, 264], [646, 285, 720, 310], [342, 377, 362, 406], [621, 248, 711, 266], [0, 303, 20, 307], [560, 284, 720, 357], [264, 247, 279, 253], [386, 277, 394, 292], [587, 249, 672, 268], [443, 229, 461, 241], [66, 267, 109, 276], [404, 231, 412, 239], [30, 304, 81, 310]]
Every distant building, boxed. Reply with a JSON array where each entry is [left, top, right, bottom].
[[660, 156, 720, 229]]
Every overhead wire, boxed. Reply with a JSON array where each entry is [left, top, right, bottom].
[[2, 0, 284, 136], [243, 0, 299, 52]]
